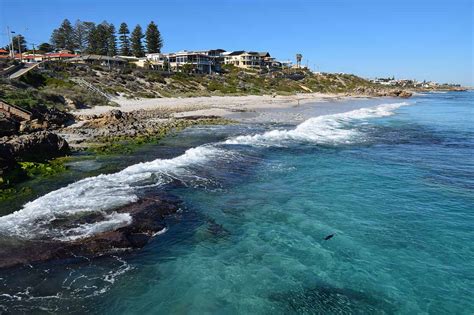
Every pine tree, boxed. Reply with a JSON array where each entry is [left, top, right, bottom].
[[145, 21, 163, 53], [130, 25, 145, 57], [51, 19, 75, 51], [107, 23, 117, 56], [85, 24, 98, 54], [118, 22, 131, 56], [38, 42, 53, 53], [74, 20, 96, 53], [11, 34, 28, 53], [88, 22, 110, 55]]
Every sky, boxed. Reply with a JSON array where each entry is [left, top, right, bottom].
[[0, 0, 472, 85]]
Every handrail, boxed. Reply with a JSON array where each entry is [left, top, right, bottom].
[[70, 77, 114, 100], [0, 99, 32, 120]]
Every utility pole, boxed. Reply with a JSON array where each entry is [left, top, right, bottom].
[[32, 43, 36, 62], [17, 36, 22, 62], [6, 26, 14, 58]]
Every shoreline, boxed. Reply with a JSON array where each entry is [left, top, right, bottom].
[[72, 92, 377, 118], [0, 96, 408, 268], [63, 93, 388, 149]]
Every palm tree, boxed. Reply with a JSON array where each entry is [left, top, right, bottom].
[[296, 54, 302, 68]]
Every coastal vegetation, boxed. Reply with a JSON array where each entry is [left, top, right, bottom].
[[1, 61, 408, 110]]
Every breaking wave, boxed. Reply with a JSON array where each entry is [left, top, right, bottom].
[[0, 146, 228, 240], [225, 102, 410, 146], [0, 101, 411, 240]]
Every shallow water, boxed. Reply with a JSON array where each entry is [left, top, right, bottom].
[[0, 92, 473, 314]]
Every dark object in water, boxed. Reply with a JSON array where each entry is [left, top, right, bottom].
[[324, 233, 335, 241]]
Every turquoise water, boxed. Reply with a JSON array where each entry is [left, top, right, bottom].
[[0, 92, 473, 314]]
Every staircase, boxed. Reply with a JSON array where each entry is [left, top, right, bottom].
[[0, 100, 32, 121], [70, 78, 115, 100]]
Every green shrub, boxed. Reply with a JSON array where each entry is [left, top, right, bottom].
[[146, 72, 166, 84]]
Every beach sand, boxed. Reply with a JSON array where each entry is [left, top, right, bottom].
[[73, 93, 364, 121]]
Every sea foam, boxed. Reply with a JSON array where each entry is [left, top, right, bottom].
[[0, 146, 227, 240], [0, 101, 410, 240], [225, 102, 410, 147]]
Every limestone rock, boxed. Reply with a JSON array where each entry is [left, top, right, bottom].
[[0, 131, 70, 162]]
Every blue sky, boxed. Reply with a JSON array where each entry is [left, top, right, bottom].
[[1, 0, 472, 85]]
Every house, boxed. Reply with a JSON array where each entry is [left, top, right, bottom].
[[146, 50, 218, 73], [145, 53, 168, 69], [223, 51, 272, 69], [144, 49, 290, 72], [170, 51, 214, 73], [68, 54, 127, 67], [0, 49, 9, 59], [44, 52, 79, 61], [22, 54, 45, 63]]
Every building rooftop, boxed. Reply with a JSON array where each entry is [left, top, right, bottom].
[[68, 54, 126, 62]]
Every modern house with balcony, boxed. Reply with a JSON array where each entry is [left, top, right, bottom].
[[146, 49, 224, 73], [223, 51, 273, 69], [145, 49, 288, 72]]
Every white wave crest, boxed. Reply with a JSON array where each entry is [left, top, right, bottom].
[[0, 101, 410, 240], [58, 212, 133, 241], [0, 146, 226, 240], [225, 102, 410, 146]]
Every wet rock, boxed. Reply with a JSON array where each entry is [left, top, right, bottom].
[[0, 115, 19, 137], [177, 115, 221, 120], [206, 218, 230, 237], [0, 131, 70, 162], [352, 86, 412, 98], [398, 90, 413, 98], [0, 197, 181, 269]]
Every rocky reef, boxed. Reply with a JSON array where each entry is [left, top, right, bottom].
[[0, 196, 181, 269], [62, 109, 232, 150], [351, 87, 413, 98], [0, 131, 70, 186]]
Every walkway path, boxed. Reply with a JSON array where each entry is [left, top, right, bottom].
[[9, 63, 41, 79]]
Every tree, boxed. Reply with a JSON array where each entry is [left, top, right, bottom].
[[118, 22, 131, 56], [296, 53, 302, 68], [85, 24, 99, 54], [11, 34, 28, 53], [38, 42, 53, 53], [145, 21, 163, 53], [51, 19, 76, 51], [106, 23, 117, 56], [130, 25, 145, 57], [87, 22, 110, 55], [74, 20, 95, 52]]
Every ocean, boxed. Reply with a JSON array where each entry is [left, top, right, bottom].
[[0, 91, 472, 314]]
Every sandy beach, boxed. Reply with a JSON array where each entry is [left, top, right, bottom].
[[73, 93, 361, 119]]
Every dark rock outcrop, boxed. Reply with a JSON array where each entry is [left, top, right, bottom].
[[0, 115, 19, 137], [352, 86, 413, 98], [19, 106, 74, 133], [0, 131, 69, 162], [0, 197, 180, 269]]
